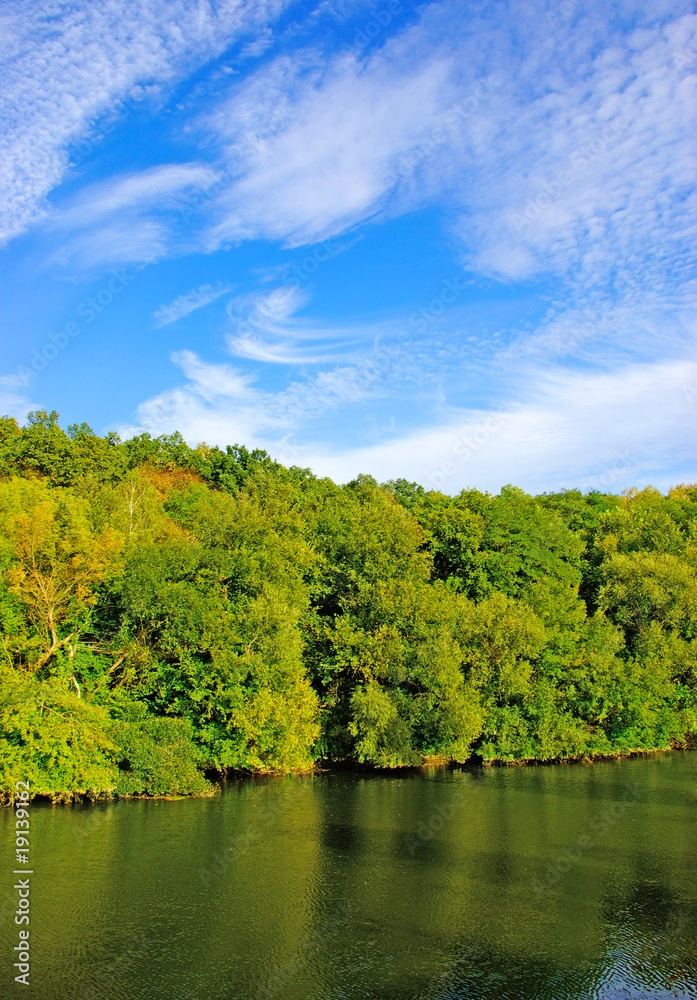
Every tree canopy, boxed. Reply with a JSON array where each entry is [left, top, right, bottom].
[[1, 412, 695, 801]]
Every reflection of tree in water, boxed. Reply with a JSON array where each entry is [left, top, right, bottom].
[[598, 880, 697, 998], [426, 941, 596, 1000], [421, 897, 696, 1000]]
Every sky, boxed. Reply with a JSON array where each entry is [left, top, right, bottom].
[[1, 0, 695, 495]]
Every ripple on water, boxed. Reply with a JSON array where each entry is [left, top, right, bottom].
[[0, 754, 695, 1000]]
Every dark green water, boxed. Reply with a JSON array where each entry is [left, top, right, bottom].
[[1, 752, 696, 999]]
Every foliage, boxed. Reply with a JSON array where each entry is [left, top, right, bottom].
[[0, 664, 118, 802], [108, 701, 211, 796], [0, 413, 695, 800]]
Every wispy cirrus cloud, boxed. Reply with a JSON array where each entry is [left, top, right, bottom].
[[4, 0, 695, 496], [304, 358, 696, 494], [119, 349, 271, 449], [153, 282, 232, 328], [121, 347, 697, 494], [123, 261, 696, 487], [448, 11, 697, 291], [0, 0, 296, 244], [202, 46, 454, 247], [49, 163, 221, 270], [20, 0, 695, 300], [190, 0, 696, 304], [57, 164, 220, 229], [224, 285, 396, 364]]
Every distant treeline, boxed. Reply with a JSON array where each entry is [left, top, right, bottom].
[[1, 410, 695, 801]]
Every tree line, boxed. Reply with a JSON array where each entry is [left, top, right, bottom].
[[1, 410, 695, 800]]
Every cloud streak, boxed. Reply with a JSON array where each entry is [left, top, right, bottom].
[[121, 336, 696, 494], [184, 0, 697, 309], [224, 285, 401, 364], [48, 164, 222, 270], [202, 46, 454, 247], [153, 282, 232, 327]]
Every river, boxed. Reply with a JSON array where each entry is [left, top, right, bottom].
[[1, 751, 695, 999]]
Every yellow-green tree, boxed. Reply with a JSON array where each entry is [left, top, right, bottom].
[[0, 478, 120, 671]]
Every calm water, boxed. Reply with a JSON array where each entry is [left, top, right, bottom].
[[1, 752, 696, 999]]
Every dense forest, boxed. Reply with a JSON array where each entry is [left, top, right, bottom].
[[0, 410, 695, 801]]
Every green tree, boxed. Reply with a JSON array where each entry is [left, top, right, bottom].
[[599, 552, 697, 647], [0, 478, 120, 670], [0, 664, 118, 802]]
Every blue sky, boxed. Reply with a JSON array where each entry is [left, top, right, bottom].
[[1, 0, 695, 494]]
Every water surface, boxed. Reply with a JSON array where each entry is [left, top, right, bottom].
[[1, 751, 696, 999]]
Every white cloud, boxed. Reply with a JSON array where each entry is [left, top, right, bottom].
[[497, 285, 694, 369], [226, 336, 347, 364], [173, 349, 257, 402], [440, 11, 697, 294], [295, 359, 697, 494], [223, 284, 394, 363], [120, 331, 418, 447], [115, 0, 695, 491], [8, 0, 694, 496], [153, 282, 232, 327], [0, 373, 35, 423], [0, 0, 295, 243], [203, 46, 454, 246], [226, 285, 311, 331], [53, 218, 171, 271], [188, 0, 696, 310], [121, 336, 697, 494], [16, 0, 693, 298], [57, 164, 220, 228], [48, 163, 221, 270], [118, 349, 279, 448]]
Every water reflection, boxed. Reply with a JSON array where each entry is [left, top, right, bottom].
[[0, 753, 694, 999]]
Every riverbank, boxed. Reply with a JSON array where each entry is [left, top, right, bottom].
[[5, 741, 693, 805]]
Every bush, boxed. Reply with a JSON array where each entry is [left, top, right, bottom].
[[108, 702, 212, 797], [0, 666, 118, 802]]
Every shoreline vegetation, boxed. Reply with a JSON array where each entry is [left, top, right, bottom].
[[9, 745, 693, 809], [1, 410, 696, 804]]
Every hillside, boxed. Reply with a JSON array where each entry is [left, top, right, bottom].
[[1, 410, 695, 801]]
